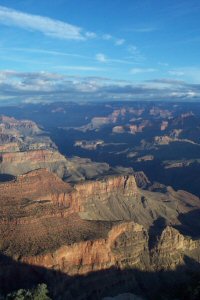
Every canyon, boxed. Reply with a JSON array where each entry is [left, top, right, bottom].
[[0, 102, 200, 299], [0, 116, 125, 182]]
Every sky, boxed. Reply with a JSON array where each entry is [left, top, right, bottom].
[[0, 0, 200, 103]]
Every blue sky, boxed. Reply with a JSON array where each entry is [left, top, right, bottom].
[[0, 0, 200, 103]]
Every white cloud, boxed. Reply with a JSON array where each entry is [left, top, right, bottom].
[[0, 5, 140, 59], [168, 67, 200, 82], [130, 68, 157, 74], [115, 38, 125, 46], [168, 70, 185, 76], [127, 45, 145, 62], [96, 53, 107, 63], [102, 34, 112, 40], [85, 31, 97, 38], [102, 34, 125, 47], [0, 70, 199, 103], [128, 45, 139, 55], [0, 5, 96, 40], [0, 5, 127, 48]]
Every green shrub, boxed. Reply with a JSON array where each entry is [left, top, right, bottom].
[[6, 284, 51, 300]]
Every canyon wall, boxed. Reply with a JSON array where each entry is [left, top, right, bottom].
[[0, 168, 200, 298]]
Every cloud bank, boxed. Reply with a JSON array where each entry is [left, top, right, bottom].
[[0, 71, 199, 104]]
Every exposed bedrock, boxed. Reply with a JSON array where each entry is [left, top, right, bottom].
[[0, 170, 200, 298]]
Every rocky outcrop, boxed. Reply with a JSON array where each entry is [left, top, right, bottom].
[[149, 107, 172, 118], [0, 115, 42, 135], [152, 226, 198, 269], [0, 149, 65, 164], [0, 149, 68, 177], [136, 155, 154, 162], [69, 175, 139, 219], [134, 171, 150, 188], [0, 171, 139, 221], [0, 169, 71, 221], [21, 222, 149, 275], [0, 142, 20, 152], [0, 116, 116, 182], [18, 222, 200, 279], [0, 169, 200, 255], [112, 121, 152, 135], [74, 139, 104, 150], [160, 121, 168, 131], [112, 126, 125, 134]]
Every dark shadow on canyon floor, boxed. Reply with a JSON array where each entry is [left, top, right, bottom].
[[174, 209, 200, 239], [0, 174, 15, 182], [148, 217, 167, 250], [1, 253, 200, 300]]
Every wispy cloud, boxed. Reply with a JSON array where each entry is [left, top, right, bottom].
[[0, 46, 138, 67], [0, 47, 91, 59], [130, 68, 156, 75], [0, 5, 127, 48], [102, 33, 125, 46], [168, 70, 185, 76], [0, 5, 95, 40], [95, 52, 139, 65], [53, 66, 105, 71], [127, 45, 145, 62], [0, 54, 51, 65]]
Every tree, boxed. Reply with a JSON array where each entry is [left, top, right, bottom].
[[6, 284, 51, 300]]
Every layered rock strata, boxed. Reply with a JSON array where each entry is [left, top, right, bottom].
[[0, 170, 200, 298]]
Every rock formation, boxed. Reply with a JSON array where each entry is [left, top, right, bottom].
[[0, 116, 116, 182], [0, 169, 200, 299]]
